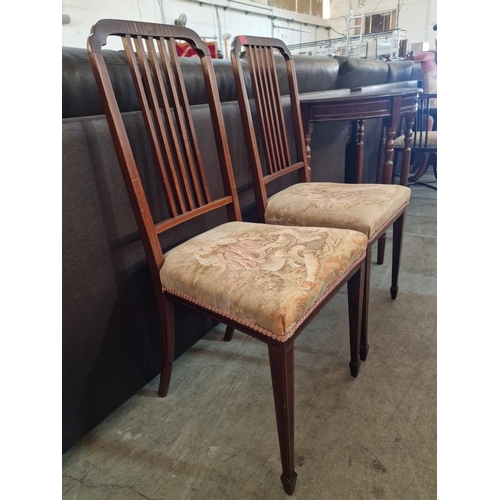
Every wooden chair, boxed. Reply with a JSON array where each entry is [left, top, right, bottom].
[[394, 91, 437, 189], [88, 19, 368, 495], [230, 36, 412, 362]]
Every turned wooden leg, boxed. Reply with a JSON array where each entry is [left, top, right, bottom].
[[268, 340, 297, 496], [304, 132, 312, 175], [377, 234, 386, 265], [400, 112, 415, 187], [347, 261, 365, 376], [360, 248, 371, 362], [223, 326, 235, 342], [391, 211, 406, 300], [157, 294, 175, 398]]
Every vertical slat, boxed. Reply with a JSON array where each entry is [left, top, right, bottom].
[[255, 46, 284, 171], [259, 46, 290, 171], [122, 35, 180, 217], [423, 95, 430, 147], [199, 55, 241, 223], [266, 47, 292, 168], [247, 45, 278, 174], [156, 39, 199, 209], [166, 37, 211, 206], [136, 36, 190, 213], [230, 39, 270, 223], [285, 57, 309, 181], [146, 36, 198, 212]]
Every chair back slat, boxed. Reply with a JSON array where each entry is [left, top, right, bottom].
[[164, 37, 212, 207], [88, 19, 241, 271], [145, 36, 200, 211], [231, 36, 309, 222], [246, 45, 291, 173], [132, 34, 210, 213], [123, 35, 184, 216]]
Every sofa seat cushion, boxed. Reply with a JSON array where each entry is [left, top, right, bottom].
[[265, 183, 411, 240], [394, 131, 437, 148], [159, 221, 367, 341]]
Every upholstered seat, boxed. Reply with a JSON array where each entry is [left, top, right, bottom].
[[265, 183, 411, 241], [160, 221, 367, 340], [394, 131, 437, 149]]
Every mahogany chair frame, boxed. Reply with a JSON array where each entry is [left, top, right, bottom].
[[87, 19, 366, 495], [231, 35, 409, 362]]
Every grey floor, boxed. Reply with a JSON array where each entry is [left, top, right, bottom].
[[62, 178, 437, 500]]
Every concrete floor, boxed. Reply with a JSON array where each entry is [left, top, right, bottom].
[[62, 179, 437, 500]]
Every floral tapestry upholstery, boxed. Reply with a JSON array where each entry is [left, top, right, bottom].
[[159, 222, 367, 341], [394, 131, 437, 148], [265, 183, 411, 240]]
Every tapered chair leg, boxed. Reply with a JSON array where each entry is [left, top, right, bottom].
[[157, 295, 175, 398], [223, 326, 235, 342], [347, 261, 365, 376], [391, 211, 407, 300], [268, 340, 297, 496], [359, 248, 371, 362], [377, 233, 386, 265]]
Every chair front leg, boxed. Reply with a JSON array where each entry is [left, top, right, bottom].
[[268, 339, 297, 495]]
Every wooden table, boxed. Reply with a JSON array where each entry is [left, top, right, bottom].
[[300, 85, 421, 186]]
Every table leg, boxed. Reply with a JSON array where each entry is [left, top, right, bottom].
[[382, 96, 402, 184], [376, 124, 386, 184], [356, 119, 365, 184], [400, 112, 415, 187], [304, 132, 312, 175]]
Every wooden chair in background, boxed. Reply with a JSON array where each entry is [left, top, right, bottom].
[[394, 91, 437, 189], [88, 19, 368, 495], [231, 35, 412, 363]]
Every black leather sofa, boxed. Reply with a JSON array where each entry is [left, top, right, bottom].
[[62, 45, 422, 453]]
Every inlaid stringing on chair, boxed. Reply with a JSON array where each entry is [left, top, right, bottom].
[[88, 19, 368, 495], [231, 35, 412, 362]]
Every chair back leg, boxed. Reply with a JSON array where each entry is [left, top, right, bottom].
[[348, 261, 365, 375], [391, 211, 407, 299], [157, 295, 175, 397]]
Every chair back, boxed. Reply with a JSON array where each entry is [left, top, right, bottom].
[[231, 35, 309, 222], [412, 92, 437, 150], [87, 19, 242, 277]]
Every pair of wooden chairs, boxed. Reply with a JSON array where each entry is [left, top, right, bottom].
[[87, 19, 410, 495]]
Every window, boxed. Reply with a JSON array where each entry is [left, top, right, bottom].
[[267, 0, 323, 17], [364, 10, 397, 34]]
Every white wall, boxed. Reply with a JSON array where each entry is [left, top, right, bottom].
[[62, 0, 333, 54], [62, 0, 436, 56], [330, 0, 437, 51]]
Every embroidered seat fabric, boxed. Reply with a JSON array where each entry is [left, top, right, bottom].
[[265, 183, 411, 240], [160, 221, 367, 341], [394, 131, 437, 149]]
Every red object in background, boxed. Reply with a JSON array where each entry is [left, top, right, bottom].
[[414, 51, 436, 74], [175, 41, 217, 58]]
